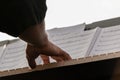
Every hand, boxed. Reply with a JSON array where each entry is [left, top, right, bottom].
[[19, 21, 72, 69], [26, 42, 72, 69]]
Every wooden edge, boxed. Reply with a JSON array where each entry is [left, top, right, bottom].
[[0, 52, 120, 77]]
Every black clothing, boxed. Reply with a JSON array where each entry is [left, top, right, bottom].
[[0, 0, 47, 37]]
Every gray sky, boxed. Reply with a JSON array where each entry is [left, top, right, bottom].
[[46, 0, 120, 29], [0, 0, 120, 41]]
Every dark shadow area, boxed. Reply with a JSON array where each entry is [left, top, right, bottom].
[[0, 58, 120, 80]]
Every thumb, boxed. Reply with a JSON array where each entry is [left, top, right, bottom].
[[26, 44, 39, 69], [26, 55, 36, 69]]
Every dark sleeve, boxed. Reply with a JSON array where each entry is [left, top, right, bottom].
[[0, 0, 47, 37]]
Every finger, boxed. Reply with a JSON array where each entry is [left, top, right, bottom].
[[40, 55, 50, 64], [51, 56, 64, 62], [26, 44, 39, 69], [26, 55, 36, 69], [59, 50, 72, 60]]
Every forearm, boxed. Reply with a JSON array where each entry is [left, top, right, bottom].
[[19, 21, 48, 48]]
